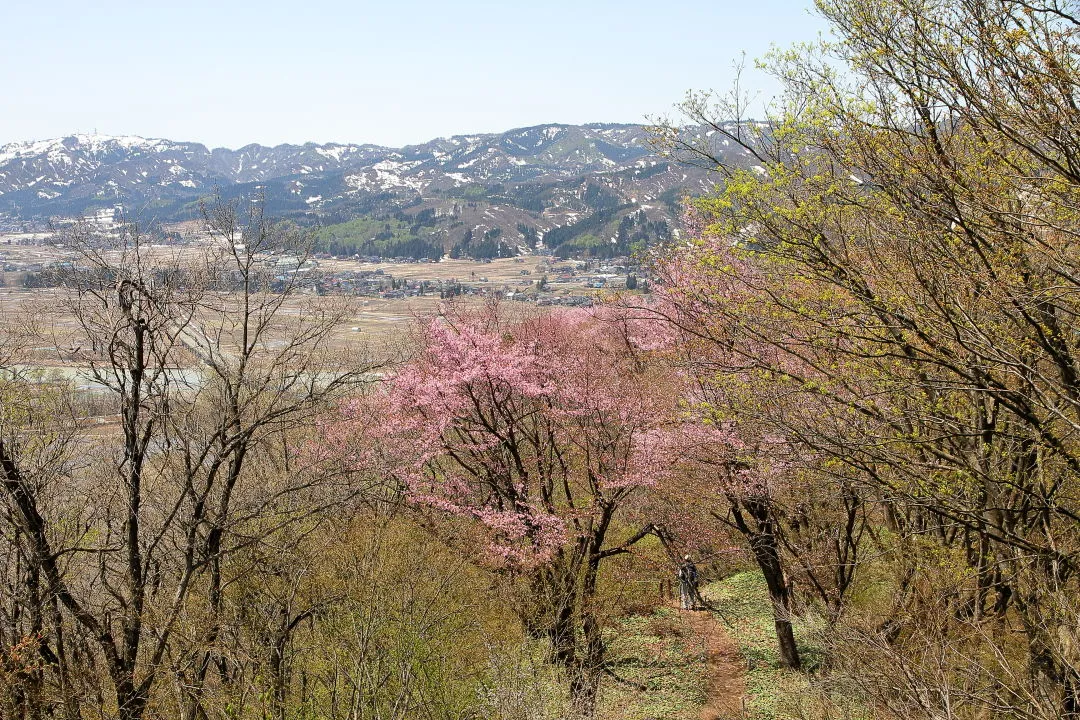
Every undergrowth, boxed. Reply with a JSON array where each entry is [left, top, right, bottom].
[[598, 605, 711, 720], [704, 572, 871, 720]]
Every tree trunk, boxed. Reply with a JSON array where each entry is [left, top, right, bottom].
[[49, 597, 82, 720], [270, 630, 288, 720], [569, 507, 613, 715], [114, 673, 149, 720], [732, 498, 802, 670], [570, 609, 604, 717], [760, 561, 801, 672]]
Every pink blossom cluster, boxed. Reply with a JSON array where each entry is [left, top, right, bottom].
[[341, 302, 687, 569]]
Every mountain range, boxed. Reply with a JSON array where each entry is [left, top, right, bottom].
[[0, 123, 749, 258]]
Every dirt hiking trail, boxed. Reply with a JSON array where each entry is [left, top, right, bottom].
[[680, 606, 746, 720]]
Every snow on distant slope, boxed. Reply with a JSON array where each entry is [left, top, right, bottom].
[[0, 123, 742, 220], [0, 133, 174, 164]]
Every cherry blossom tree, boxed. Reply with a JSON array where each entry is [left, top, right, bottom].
[[613, 205, 877, 671], [340, 301, 680, 712]]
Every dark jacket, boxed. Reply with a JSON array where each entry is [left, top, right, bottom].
[[679, 561, 698, 584]]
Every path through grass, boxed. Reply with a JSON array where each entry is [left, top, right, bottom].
[[702, 572, 870, 720]]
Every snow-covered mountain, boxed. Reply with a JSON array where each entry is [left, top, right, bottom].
[[0, 132, 388, 213], [0, 124, 729, 216], [0, 123, 756, 258]]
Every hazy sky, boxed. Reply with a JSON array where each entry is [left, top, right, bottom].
[[1, 0, 827, 149]]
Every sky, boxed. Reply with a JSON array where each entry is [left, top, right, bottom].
[[0, 0, 828, 150]]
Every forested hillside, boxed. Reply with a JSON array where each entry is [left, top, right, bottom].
[[0, 124, 727, 261], [4, 1, 1080, 719]]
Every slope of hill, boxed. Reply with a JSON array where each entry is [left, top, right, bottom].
[[0, 124, 754, 258]]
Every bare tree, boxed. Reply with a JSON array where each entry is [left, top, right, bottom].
[[0, 201, 377, 720]]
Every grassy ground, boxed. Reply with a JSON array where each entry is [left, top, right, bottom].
[[599, 605, 713, 720], [596, 570, 817, 720], [702, 572, 871, 720], [703, 572, 816, 720]]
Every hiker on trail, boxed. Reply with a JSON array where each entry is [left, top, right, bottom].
[[678, 555, 700, 610]]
